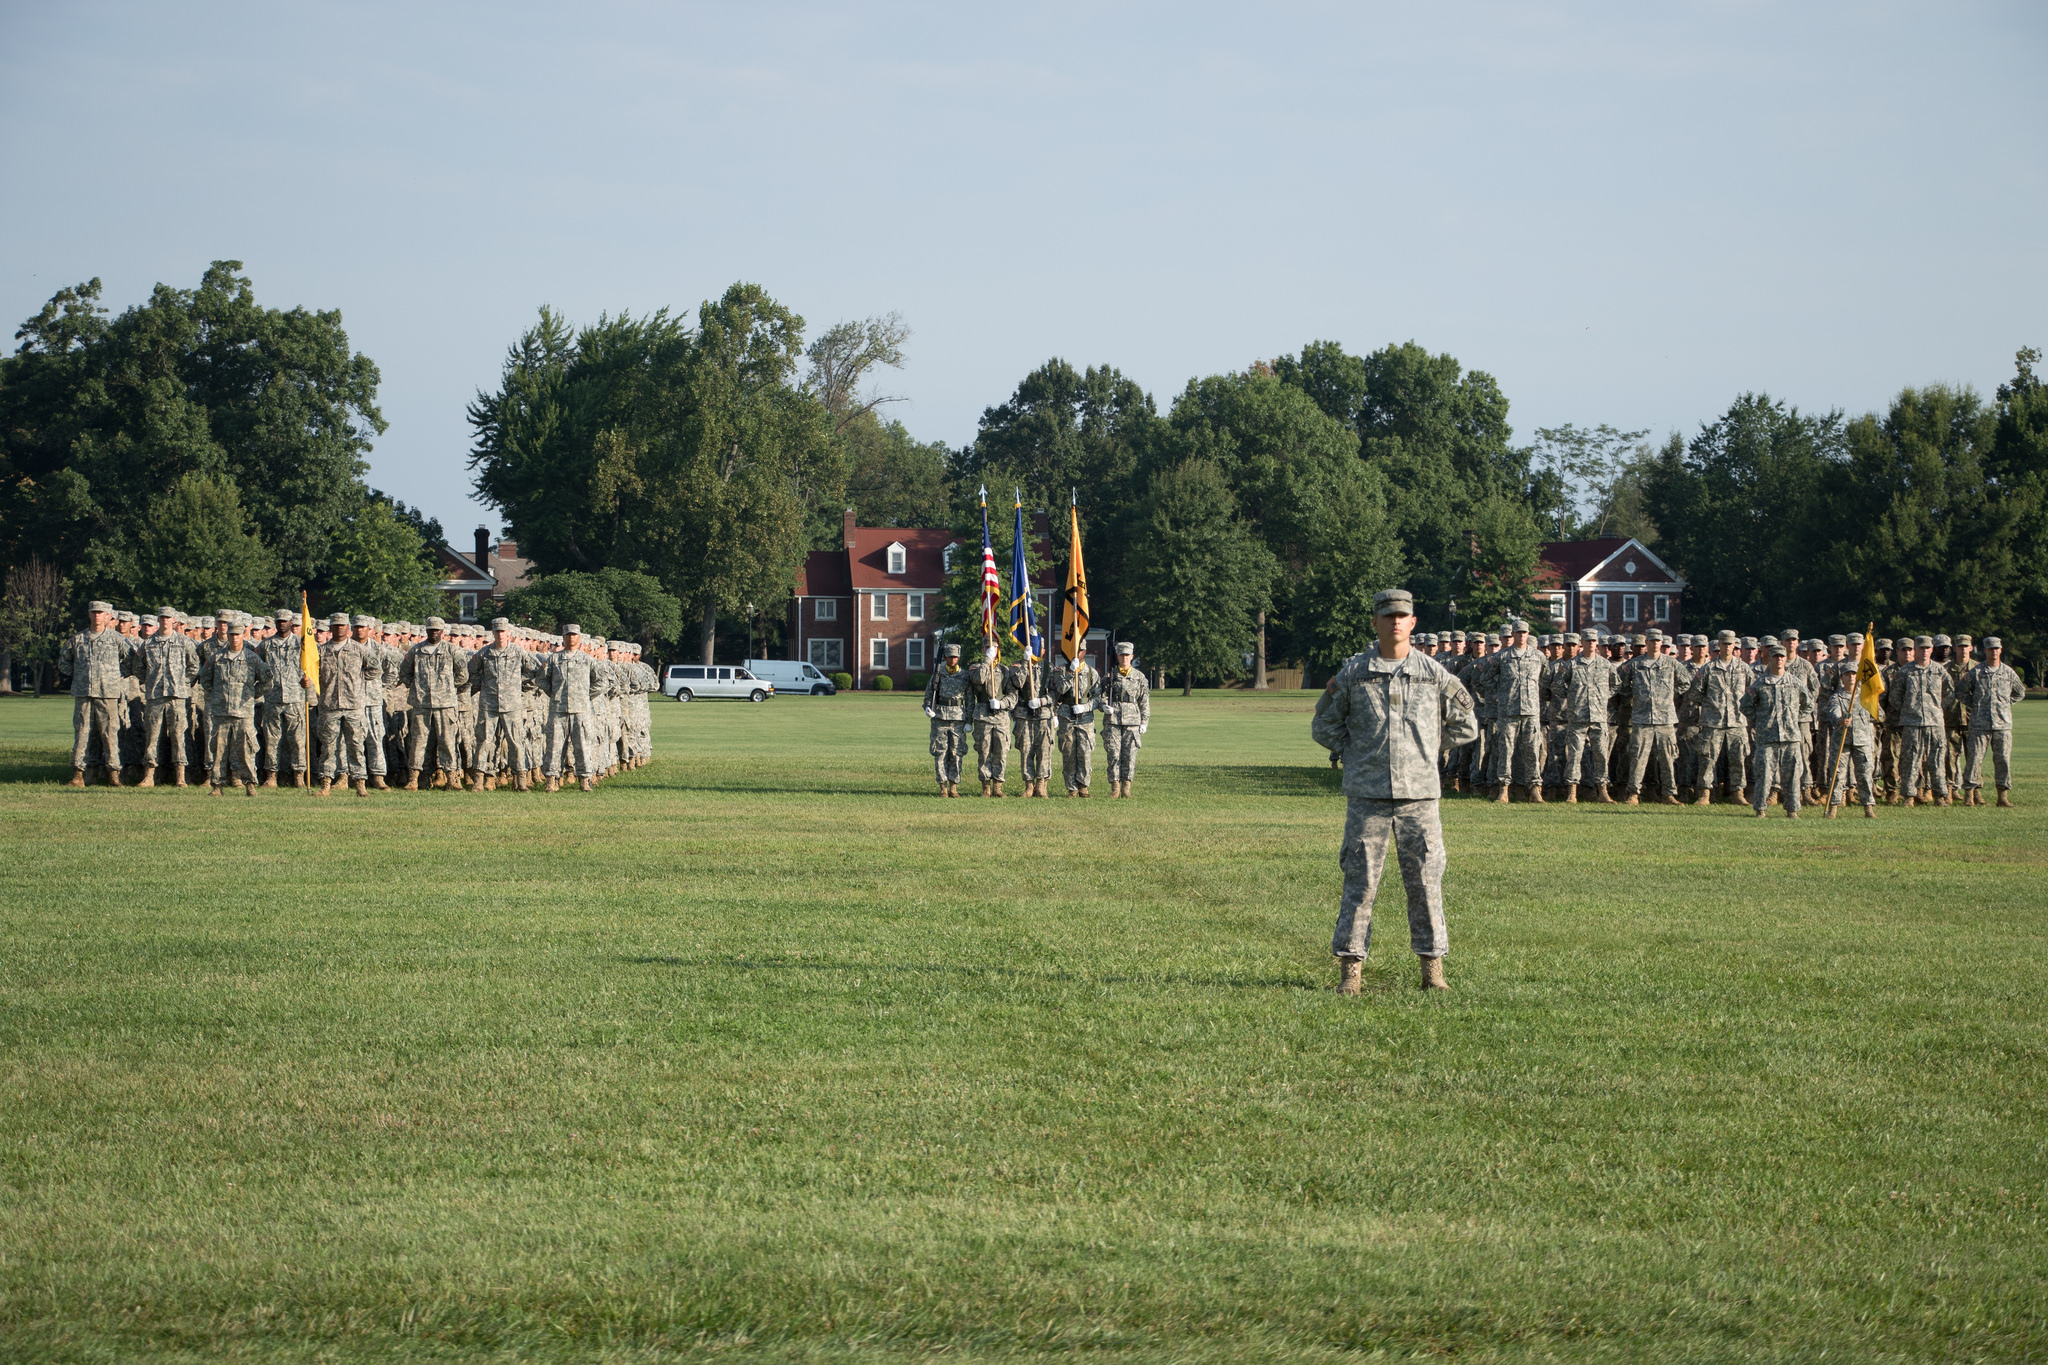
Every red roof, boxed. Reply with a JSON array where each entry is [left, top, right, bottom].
[[846, 525, 955, 591], [795, 548, 851, 598], [1540, 537, 1630, 583]]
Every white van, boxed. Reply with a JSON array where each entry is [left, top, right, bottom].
[[742, 659, 838, 696], [662, 664, 775, 702]]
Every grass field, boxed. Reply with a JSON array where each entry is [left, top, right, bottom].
[[1, 689, 2044, 1363]]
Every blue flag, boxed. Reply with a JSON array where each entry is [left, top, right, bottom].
[[1009, 496, 1042, 661]]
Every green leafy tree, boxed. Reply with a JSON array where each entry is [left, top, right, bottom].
[[1457, 493, 1556, 628], [1527, 423, 1653, 539], [0, 555, 70, 694], [504, 572, 622, 639], [325, 497, 439, 621], [1123, 459, 1276, 694], [1269, 455, 1404, 669], [131, 473, 277, 613], [841, 414, 953, 532], [0, 264, 384, 598], [1990, 347, 2048, 683], [595, 566, 682, 651]]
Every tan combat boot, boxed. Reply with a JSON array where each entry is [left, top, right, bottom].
[[137, 766, 155, 788], [1529, 784, 1545, 804], [1596, 785, 1615, 804], [261, 772, 277, 788], [1864, 804, 1877, 818], [579, 777, 594, 793], [105, 766, 123, 788], [1419, 956, 1448, 991], [1998, 789, 2014, 808], [1563, 785, 1577, 804], [353, 779, 368, 797], [993, 781, 1006, 798], [1623, 793, 1639, 806], [371, 775, 387, 790], [172, 768, 187, 787], [1337, 958, 1363, 996], [207, 784, 223, 797], [1491, 785, 1509, 804], [317, 778, 332, 797], [1692, 790, 1710, 806], [1825, 804, 1839, 820], [1078, 786, 1091, 798], [546, 776, 561, 793], [402, 770, 420, 791], [1659, 792, 1680, 805]]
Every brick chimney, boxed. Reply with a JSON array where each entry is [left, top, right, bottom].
[[474, 526, 490, 565], [843, 507, 856, 551]]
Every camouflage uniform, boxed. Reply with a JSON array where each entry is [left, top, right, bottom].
[[1960, 647, 2025, 795], [1687, 648, 1754, 803], [1741, 662, 1811, 815], [965, 655, 1020, 788], [1821, 658, 1878, 809], [196, 633, 273, 789], [56, 613, 139, 776], [1311, 604, 1479, 964], [1100, 654, 1151, 787], [470, 626, 543, 780], [1620, 636, 1687, 800], [1539, 641, 1571, 792], [1893, 649, 1953, 802], [1056, 657, 1102, 794], [1673, 636, 1702, 795], [400, 626, 472, 782], [258, 620, 312, 779], [1012, 657, 1055, 791], [316, 621, 377, 783], [1558, 643, 1621, 795], [544, 640, 601, 784], [137, 620, 202, 779], [1943, 636, 1970, 792], [921, 652, 971, 790], [1481, 635, 1544, 793], [1878, 645, 1905, 798]]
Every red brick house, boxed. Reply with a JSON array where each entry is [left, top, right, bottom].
[[1537, 536, 1686, 636], [432, 528, 537, 623], [791, 509, 1107, 688]]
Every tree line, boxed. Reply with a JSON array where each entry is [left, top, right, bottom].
[[6, 263, 2044, 691]]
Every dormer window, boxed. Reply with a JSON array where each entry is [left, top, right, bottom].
[[887, 542, 907, 575]]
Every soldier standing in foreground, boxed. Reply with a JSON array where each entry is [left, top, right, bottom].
[[195, 614, 273, 796], [1741, 644, 1810, 818], [56, 600, 138, 786], [1100, 640, 1150, 798], [1688, 630, 1753, 805], [135, 606, 201, 787], [543, 624, 600, 792], [1620, 628, 1688, 804], [965, 644, 1019, 797], [1056, 647, 1102, 797], [1312, 589, 1479, 995], [471, 617, 543, 791], [1893, 635, 1954, 806], [1013, 650, 1055, 798], [1557, 630, 1620, 802], [1960, 638, 2025, 807], [921, 642, 970, 797]]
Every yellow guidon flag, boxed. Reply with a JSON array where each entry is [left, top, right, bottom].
[[1856, 621, 1884, 718], [299, 589, 320, 695], [1059, 493, 1090, 664]]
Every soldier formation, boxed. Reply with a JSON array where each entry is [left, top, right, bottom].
[[1424, 622, 2025, 817], [923, 639, 1150, 798], [54, 602, 658, 796]]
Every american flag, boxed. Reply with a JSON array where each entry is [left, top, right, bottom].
[[978, 487, 1001, 647]]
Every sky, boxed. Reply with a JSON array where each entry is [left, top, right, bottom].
[[3, 0, 2043, 540]]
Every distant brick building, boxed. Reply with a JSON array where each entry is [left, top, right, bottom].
[[433, 527, 535, 623], [1537, 536, 1686, 636], [792, 509, 1105, 688]]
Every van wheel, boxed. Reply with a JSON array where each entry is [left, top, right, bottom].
[[749, 689, 766, 703], [675, 689, 693, 702], [812, 684, 826, 695]]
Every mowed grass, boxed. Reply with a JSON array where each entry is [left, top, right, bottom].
[[0, 690, 2044, 1364]]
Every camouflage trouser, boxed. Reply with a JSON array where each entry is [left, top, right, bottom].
[[1541, 724, 1568, 788], [1963, 729, 2012, 791], [1060, 720, 1096, 792], [974, 717, 1013, 785], [1945, 728, 1964, 792], [1627, 724, 1678, 796], [1675, 725, 1700, 790], [1898, 725, 1948, 798], [362, 703, 388, 776], [1563, 723, 1611, 789], [1103, 725, 1141, 783], [318, 708, 369, 781], [1487, 716, 1540, 787], [1879, 725, 1901, 796], [70, 697, 121, 771], [1830, 737, 1877, 807], [140, 698, 188, 773], [262, 698, 310, 773], [208, 715, 259, 787], [407, 708, 462, 775], [929, 720, 967, 785], [1461, 726, 1489, 786], [547, 713, 595, 779], [1332, 796, 1448, 959], [1694, 727, 1750, 799], [1753, 741, 1802, 813], [1015, 714, 1053, 784], [477, 711, 528, 776]]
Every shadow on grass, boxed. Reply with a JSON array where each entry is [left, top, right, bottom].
[[1165, 763, 1343, 797], [620, 954, 1317, 991], [0, 750, 72, 785]]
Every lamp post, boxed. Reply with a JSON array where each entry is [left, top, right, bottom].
[[1447, 597, 1459, 635]]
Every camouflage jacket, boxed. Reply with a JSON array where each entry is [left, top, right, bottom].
[[1101, 666, 1151, 728], [257, 634, 310, 705], [1687, 657, 1753, 729], [1483, 643, 1545, 718], [1054, 661, 1102, 721], [964, 659, 1019, 723], [1892, 661, 1953, 728], [401, 640, 470, 710], [197, 643, 274, 720], [1620, 654, 1689, 727], [469, 643, 542, 716], [138, 631, 202, 702], [1820, 670, 1876, 744], [317, 639, 377, 712], [1740, 671, 1812, 744], [1312, 647, 1479, 800], [1961, 663, 2025, 731], [1553, 654, 1620, 725], [56, 628, 138, 699], [922, 663, 971, 721], [544, 650, 598, 716]]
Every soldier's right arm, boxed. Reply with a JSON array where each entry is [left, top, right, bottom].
[[56, 636, 76, 683], [398, 649, 415, 686], [1309, 664, 1352, 752]]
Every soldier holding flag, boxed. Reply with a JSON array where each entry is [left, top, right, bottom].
[[1008, 492, 1055, 798], [1055, 493, 1101, 797]]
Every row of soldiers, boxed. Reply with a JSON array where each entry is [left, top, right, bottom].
[[53, 602, 658, 795], [1415, 621, 2025, 817], [920, 639, 1152, 797]]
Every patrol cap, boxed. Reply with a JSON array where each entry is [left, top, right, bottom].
[[141, 613, 158, 625], [1564, 632, 1581, 644], [1934, 633, 1951, 647], [1845, 633, 1863, 645], [424, 616, 446, 631], [1767, 643, 1786, 656], [200, 615, 216, 628], [1983, 636, 2002, 649], [1115, 640, 1135, 654], [589, 636, 606, 648], [941, 643, 961, 658], [1645, 628, 1662, 641], [329, 612, 350, 626], [1486, 633, 1502, 646], [560, 622, 582, 636], [1914, 635, 1933, 648], [1827, 634, 1846, 647], [1875, 638, 1892, 649], [490, 617, 511, 630], [1742, 635, 1758, 648], [1448, 630, 1465, 642], [227, 613, 249, 631], [353, 614, 375, 627], [1779, 628, 1799, 640], [1956, 633, 1972, 645], [1631, 633, 1647, 646], [1717, 629, 1737, 644], [1373, 589, 1415, 617]]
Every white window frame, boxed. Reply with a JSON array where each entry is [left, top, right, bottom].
[[887, 542, 907, 575], [1653, 594, 1670, 621], [869, 637, 888, 670], [814, 597, 837, 622], [1623, 594, 1640, 622], [870, 593, 888, 621], [1591, 594, 1608, 622], [907, 593, 925, 622], [1548, 592, 1568, 623], [808, 638, 843, 670], [459, 592, 477, 619], [906, 637, 926, 670]]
